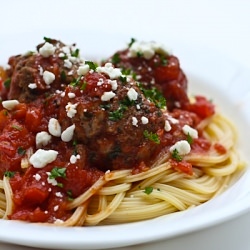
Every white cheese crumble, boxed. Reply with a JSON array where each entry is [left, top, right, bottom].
[[96, 63, 122, 79], [141, 116, 149, 124], [39, 42, 56, 57], [55, 192, 63, 198], [128, 41, 171, 60], [53, 205, 59, 212], [33, 173, 41, 181], [182, 124, 198, 139], [127, 87, 138, 101], [65, 102, 78, 118], [36, 131, 52, 148], [2, 100, 19, 110], [132, 117, 138, 127], [108, 79, 118, 90], [64, 59, 73, 69], [70, 154, 80, 164], [77, 64, 90, 76], [43, 71, 55, 85], [68, 92, 76, 98], [29, 149, 58, 168], [61, 124, 75, 142], [164, 120, 172, 132], [28, 83, 37, 89], [101, 91, 116, 101], [169, 140, 191, 156], [48, 118, 62, 137]]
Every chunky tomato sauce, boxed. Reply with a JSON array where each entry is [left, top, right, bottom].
[[0, 38, 218, 223]]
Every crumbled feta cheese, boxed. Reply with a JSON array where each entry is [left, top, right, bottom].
[[70, 154, 80, 164], [29, 149, 58, 168], [28, 83, 37, 89], [101, 91, 116, 101], [38, 65, 43, 76], [169, 140, 191, 155], [108, 79, 118, 90], [136, 104, 141, 110], [47, 176, 58, 186], [53, 205, 59, 211], [96, 63, 122, 79], [128, 41, 171, 60], [141, 116, 149, 124], [65, 102, 78, 118], [167, 116, 179, 124], [36, 131, 52, 148], [33, 173, 41, 181], [127, 87, 138, 101], [64, 59, 72, 69], [2, 100, 19, 110], [77, 64, 90, 75], [61, 124, 75, 142], [68, 92, 76, 98], [55, 192, 63, 198], [48, 118, 62, 137], [39, 42, 56, 57], [132, 117, 138, 127], [164, 120, 172, 132], [43, 71, 55, 85], [182, 125, 198, 139]]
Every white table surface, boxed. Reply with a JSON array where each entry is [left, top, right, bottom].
[[0, 0, 250, 249]]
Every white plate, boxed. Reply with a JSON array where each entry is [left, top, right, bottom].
[[0, 31, 250, 250]]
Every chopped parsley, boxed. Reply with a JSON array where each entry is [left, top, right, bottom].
[[138, 85, 166, 109], [70, 75, 82, 87], [71, 48, 80, 58], [43, 36, 53, 43], [144, 186, 153, 195], [60, 71, 67, 81], [187, 133, 193, 144], [143, 130, 160, 144], [4, 78, 11, 89], [11, 124, 23, 131], [17, 147, 26, 156], [128, 38, 136, 48], [4, 171, 15, 178], [49, 167, 67, 179], [80, 81, 88, 90], [171, 148, 183, 162], [111, 53, 121, 64], [85, 61, 97, 71]]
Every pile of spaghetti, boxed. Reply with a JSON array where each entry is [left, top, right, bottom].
[[0, 38, 244, 226]]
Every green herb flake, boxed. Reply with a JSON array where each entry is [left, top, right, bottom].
[[49, 167, 67, 179], [17, 147, 26, 156], [43, 36, 53, 43], [71, 48, 80, 58], [60, 71, 67, 81], [143, 130, 160, 144], [4, 171, 15, 178], [85, 61, 97, 71], [80, 81, 88, 91], [4, 78, 11, 89], [111, 53, 121, 64], [171, 148, 183, 162], [109, 108, 125, 121], [187, 133, 193, 144], [139, 85, 166, 109], [144, 186, 153, 195], [128, 38, 136, 48], [70, 76, 82, 87], [11, 124, 23, 131], [67, 190, 73, 201]]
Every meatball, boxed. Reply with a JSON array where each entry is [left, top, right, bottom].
[[105, 39, 190, 110], [53, 63, 166, 171], [6, 38, 82, 103]]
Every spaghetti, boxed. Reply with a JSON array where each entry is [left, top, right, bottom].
[[0, 38, 244, 226]]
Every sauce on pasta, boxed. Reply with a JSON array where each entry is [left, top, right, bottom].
[[0, 38, 243, 225]]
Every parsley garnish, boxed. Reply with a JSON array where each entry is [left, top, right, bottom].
[[187, 133, 193, 144], [71, 48, 80, 58], [70, 76, 82, 87], [11, 125, 22, 131], [43, 37, 53, 43], [128, 38, 136, 48], [4, 78, 11, 89], [4, 171, 15, 178], [171, 148, 183, 162], [60, 71, 67, 81], [139, 85, 166, 109], [143, 130, 160, 144], [144, 186, 153, 195], [17, 147, 26, 156], [67, 190, 73, 201], [85, 61, 97, 71], [111, 53, 121, 64], [80, 81, 88, 91], [49, 167, 67, 179], [109, 108, 125, 121]]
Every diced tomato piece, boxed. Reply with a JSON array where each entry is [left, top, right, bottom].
[[214, 143, 227, 154], [170, 159, 193, 175]]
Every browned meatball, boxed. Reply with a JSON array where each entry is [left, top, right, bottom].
[[6, 38, 82, 103], [105, 39, 190, 110]]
